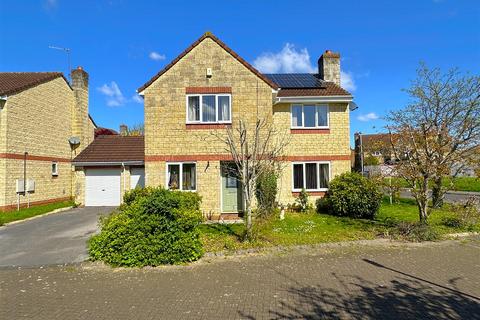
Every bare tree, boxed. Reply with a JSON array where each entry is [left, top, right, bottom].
[[387, 63, 480, 222], [212, 119, 289, 240], [123, 123, 145, 136]]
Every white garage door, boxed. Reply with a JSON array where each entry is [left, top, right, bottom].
[[85, 168, 121, 206], [130, 167, 145, 189]]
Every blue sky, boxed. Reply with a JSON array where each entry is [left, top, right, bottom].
[[1, 0, 479, 145]]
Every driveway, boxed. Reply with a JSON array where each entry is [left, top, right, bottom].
[[0, 237, 479, 319], [0, 206, 114, 267]]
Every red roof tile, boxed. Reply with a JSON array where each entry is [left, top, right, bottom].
[[73, 135, 144, 163], [0, 72, 68, 96], [276, 83, 351, 97]]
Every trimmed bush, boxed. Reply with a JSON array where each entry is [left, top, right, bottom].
[[89, 187, 204, 267], [295, 188, 311, 212], [255, 169, 278, 216], [322, 172, 382, 219]]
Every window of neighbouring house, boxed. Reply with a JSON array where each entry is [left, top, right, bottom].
[[167, 163, 196, 191], [187, 94, 231, 123], [292, 162, 330, 191], [291, 104, 329, 128], [51, 162, 58, 176]]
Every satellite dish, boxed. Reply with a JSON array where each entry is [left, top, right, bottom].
[[69, 137, 81, 145]]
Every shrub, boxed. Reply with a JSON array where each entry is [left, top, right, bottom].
[[255, 169, 278, 217], [295, 188, 310, 212], [388, 222, 440, 242], [122, 186, 154, 206], [89, 187, 204, 267], [364, 155, 380, 166], [315, 197, 329, 213], [441, 197, 480, 230], [322, 172, 383, 219]]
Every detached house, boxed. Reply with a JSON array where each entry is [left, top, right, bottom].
[[0, 69, 95, 211], [73, 32, 355, 219]]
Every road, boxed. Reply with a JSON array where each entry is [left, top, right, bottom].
[[1, 237, 479, 319], [398, 190, 479, 204], [0, 206, 114, 267]]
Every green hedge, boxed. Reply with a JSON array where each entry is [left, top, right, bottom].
[[321, 172, 382, 220], [89, 187, 204, 267]]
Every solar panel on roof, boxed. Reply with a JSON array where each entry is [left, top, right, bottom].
[[263, 73, 326, 88]]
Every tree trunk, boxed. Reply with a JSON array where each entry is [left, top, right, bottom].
[[245, 200, 253, 240], [431, 177, 444, 208], [418, 177, 429, 224]]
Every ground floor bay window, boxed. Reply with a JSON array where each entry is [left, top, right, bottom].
[[166, 162, 196, 191], [292, 162, 330, 191]]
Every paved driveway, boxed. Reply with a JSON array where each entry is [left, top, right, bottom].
[[0, 206, 114, 267], [0, 237, 479, 319]]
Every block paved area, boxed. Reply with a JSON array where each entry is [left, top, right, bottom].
[[1, 237, 479, 319]]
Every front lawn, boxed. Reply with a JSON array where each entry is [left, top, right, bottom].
[[0, 200, 74, 226], [200, 198, 479, 253]]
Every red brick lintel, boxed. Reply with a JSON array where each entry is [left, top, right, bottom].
[[0, 153, 70, 163], [291, 129, 330, 134], [292, 191, 326, 196], [186, 87, 232, 94], [186, 123, 231, 130], [145, 155, 351, 162]]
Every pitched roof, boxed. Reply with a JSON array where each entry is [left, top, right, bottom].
[[264, 73, 351, 97], [137, 32, 279, 92], [73, 135, 144, 164], [0, 72, 68, 96]]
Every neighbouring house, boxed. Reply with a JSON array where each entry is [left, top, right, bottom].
[[0, 68, 95, 211], [72, 32, 355, 219], [354, 133, 395, 170]]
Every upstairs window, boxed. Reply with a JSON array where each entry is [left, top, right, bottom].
[[292, 162, 330, 191], [291, 104, 329, 128], [187, 94, 231, 123]]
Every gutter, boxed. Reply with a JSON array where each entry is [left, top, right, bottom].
[[72, 161, 144, 167], [274, 95, 354, 104]]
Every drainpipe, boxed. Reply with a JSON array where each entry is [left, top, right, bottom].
[[122, 162, 126, 202]]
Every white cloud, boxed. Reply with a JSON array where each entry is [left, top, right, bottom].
[[132, 94, 143, 104], [253, 43, 316, 73], [97, 82, 126, 107], [357, 112, 379, 122], [341, 71, 357, 92], [149, 51, 166, 61], [44, 0, 57, 9], [253, 43, 357, 92]]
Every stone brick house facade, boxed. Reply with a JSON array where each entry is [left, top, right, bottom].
[[136, 33, 354, 219], [0, 69, 95, 211]]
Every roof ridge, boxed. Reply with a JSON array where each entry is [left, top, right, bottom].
[[137, 32, 278, 92]]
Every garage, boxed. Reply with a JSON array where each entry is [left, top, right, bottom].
[[85, 168, 122, 206], [72, 135, 145, 207]]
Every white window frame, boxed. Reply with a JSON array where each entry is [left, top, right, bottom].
[[185, 94, 232, 124], [290, 104, 329, 129], [166, 162, 197, 192], [291, 161, 331, 192], [51, 161, 58, 176]]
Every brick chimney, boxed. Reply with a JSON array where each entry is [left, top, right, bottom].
[[119, 124, 128, 136], [71, 66, 89, 151], [318, 50, 340, 86]]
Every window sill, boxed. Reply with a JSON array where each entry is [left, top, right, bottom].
[[186, 123, 232, 130], [292, 190, 327, 196], [290, 128, 330, 134]]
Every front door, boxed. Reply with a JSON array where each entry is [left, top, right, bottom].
[[221, 163, 243, 213]]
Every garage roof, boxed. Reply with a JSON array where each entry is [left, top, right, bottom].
[[73, 135, 144, 165]]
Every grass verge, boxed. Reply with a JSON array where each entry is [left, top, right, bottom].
[[0, 200, 75, 226], [200, 198, 479, 253], [385, 176, 480, 192]]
